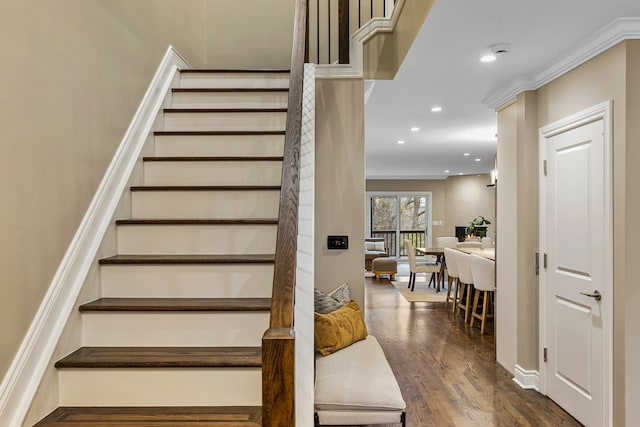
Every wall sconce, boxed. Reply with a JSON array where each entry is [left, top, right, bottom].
[[487, 168, 498, 187]]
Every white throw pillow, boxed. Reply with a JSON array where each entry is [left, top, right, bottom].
[[314, 283, 351, 314]]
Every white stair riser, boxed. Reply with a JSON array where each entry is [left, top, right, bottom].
[[154, 134, 285, 157], [131, 190, 280, 219], [164, 111, 286, 131], [101, 264, 274, 298], [179, 72, 289, 89], [116, 224, 277, 255], [59, 368, 261, 406], [82, 312, 269, 346], [143, 161, 282, 186], [172, 91, 288, 109]]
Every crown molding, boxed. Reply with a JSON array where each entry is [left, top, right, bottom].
[[483, 17, 640, 110]]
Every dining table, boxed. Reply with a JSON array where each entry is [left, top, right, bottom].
[[456, 247, 495, 261]]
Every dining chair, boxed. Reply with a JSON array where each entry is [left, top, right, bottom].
[[469, 254, 496, 334], [435, 237, 458, 289], [455, 252, 474, 323], [443, 247, 460, 311], [404, 240, 440, 292], [436, 236, 459, 248]]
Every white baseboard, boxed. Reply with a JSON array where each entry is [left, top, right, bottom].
[[0, 46, 190, 427], [513, 364, 540, 391]]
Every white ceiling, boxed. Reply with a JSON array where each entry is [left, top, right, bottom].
[[364, 0, 640, 179]]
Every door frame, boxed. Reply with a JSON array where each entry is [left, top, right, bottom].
[[365, 191, 433, 258], [538, 101, 613, 426]]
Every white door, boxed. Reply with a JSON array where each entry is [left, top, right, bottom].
[[541, 104, 611, 427]]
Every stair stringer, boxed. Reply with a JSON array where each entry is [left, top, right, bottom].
[[0, 46, 191, 427]]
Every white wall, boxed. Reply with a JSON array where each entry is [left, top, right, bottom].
[[295, 64, 316, 427]]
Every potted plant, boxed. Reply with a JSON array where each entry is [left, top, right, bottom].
[[465, 216, 491, 237]]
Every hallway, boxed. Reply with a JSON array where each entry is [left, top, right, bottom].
[[362, 274, 582, 427]]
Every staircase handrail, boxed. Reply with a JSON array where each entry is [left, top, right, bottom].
[[262, 0, 308, 425]]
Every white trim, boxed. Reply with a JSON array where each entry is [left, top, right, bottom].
[[513, 365, 540, 391], [538, 101, 613, 426], [315, 0, 407, 79], [0, 46, 190, 427], [538, 123, 548, 396], [484, 18, 640, 109]]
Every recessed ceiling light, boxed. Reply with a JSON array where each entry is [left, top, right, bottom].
[[430, 106, 442, 112], [410, 127, 420, 132], [463, 153, 470, 156], [475, 158, 481, 162], [444, 170, 450, 173], [481, 43, 511, 63], [458, 172, 464, 175], [396, 140, 406, 145]]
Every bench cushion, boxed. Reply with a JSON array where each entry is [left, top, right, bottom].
[[315, 336, 405, 412]]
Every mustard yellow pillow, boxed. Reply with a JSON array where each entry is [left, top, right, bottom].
[[314, 300, 368, 356]]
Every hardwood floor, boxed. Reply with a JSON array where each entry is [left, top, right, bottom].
[[360, 273, 583, 427]]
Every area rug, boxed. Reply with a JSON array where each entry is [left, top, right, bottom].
[[391, 276, 448, 303]]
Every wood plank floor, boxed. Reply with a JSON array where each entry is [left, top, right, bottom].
[[359, 273, 583, 427]]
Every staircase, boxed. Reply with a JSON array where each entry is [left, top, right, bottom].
[[34, 70, 291, 426]]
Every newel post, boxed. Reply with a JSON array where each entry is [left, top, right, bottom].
[[262, 328, 295, 426]]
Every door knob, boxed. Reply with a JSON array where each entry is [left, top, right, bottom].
[[580, 290, 602, 301]]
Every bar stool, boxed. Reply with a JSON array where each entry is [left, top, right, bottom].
[[455, 252, 474, 323], [469, 254, 496, 334], [443, 247, 460, 311]]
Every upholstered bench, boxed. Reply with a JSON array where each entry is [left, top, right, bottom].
[[372, 257, 397, 280], [314, 336, 406, 426]]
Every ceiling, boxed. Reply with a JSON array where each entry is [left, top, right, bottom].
[[364, 0, 640, 179]]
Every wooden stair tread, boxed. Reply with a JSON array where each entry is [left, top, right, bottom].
[[115, 218, 278, 225], [142, 156, 284, 161], [173, 87, 288, 93], [98, 254, 275, 265], [154, 130, 285, 135], [181, 68, 289, 73], [55, 347, 262, 369], [35, 406, 262, 426], [164, 108, 287, 113], [130, 185, 281, 192], [79, 298, 272, 312]]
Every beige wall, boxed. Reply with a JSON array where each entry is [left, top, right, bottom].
[[498, 41, 638, 425], [624, 41, 640, 425], [495, 100, 518, 374], [515, 91, 539, 371], [0, 0, 294, 391], [203, 0, 293, 68], [495, 91, 539, 374], [444, 175, 495, 242], [366, 175, 495, 244], [362, 0, 434, 79], [315, 79, 365, 307]]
